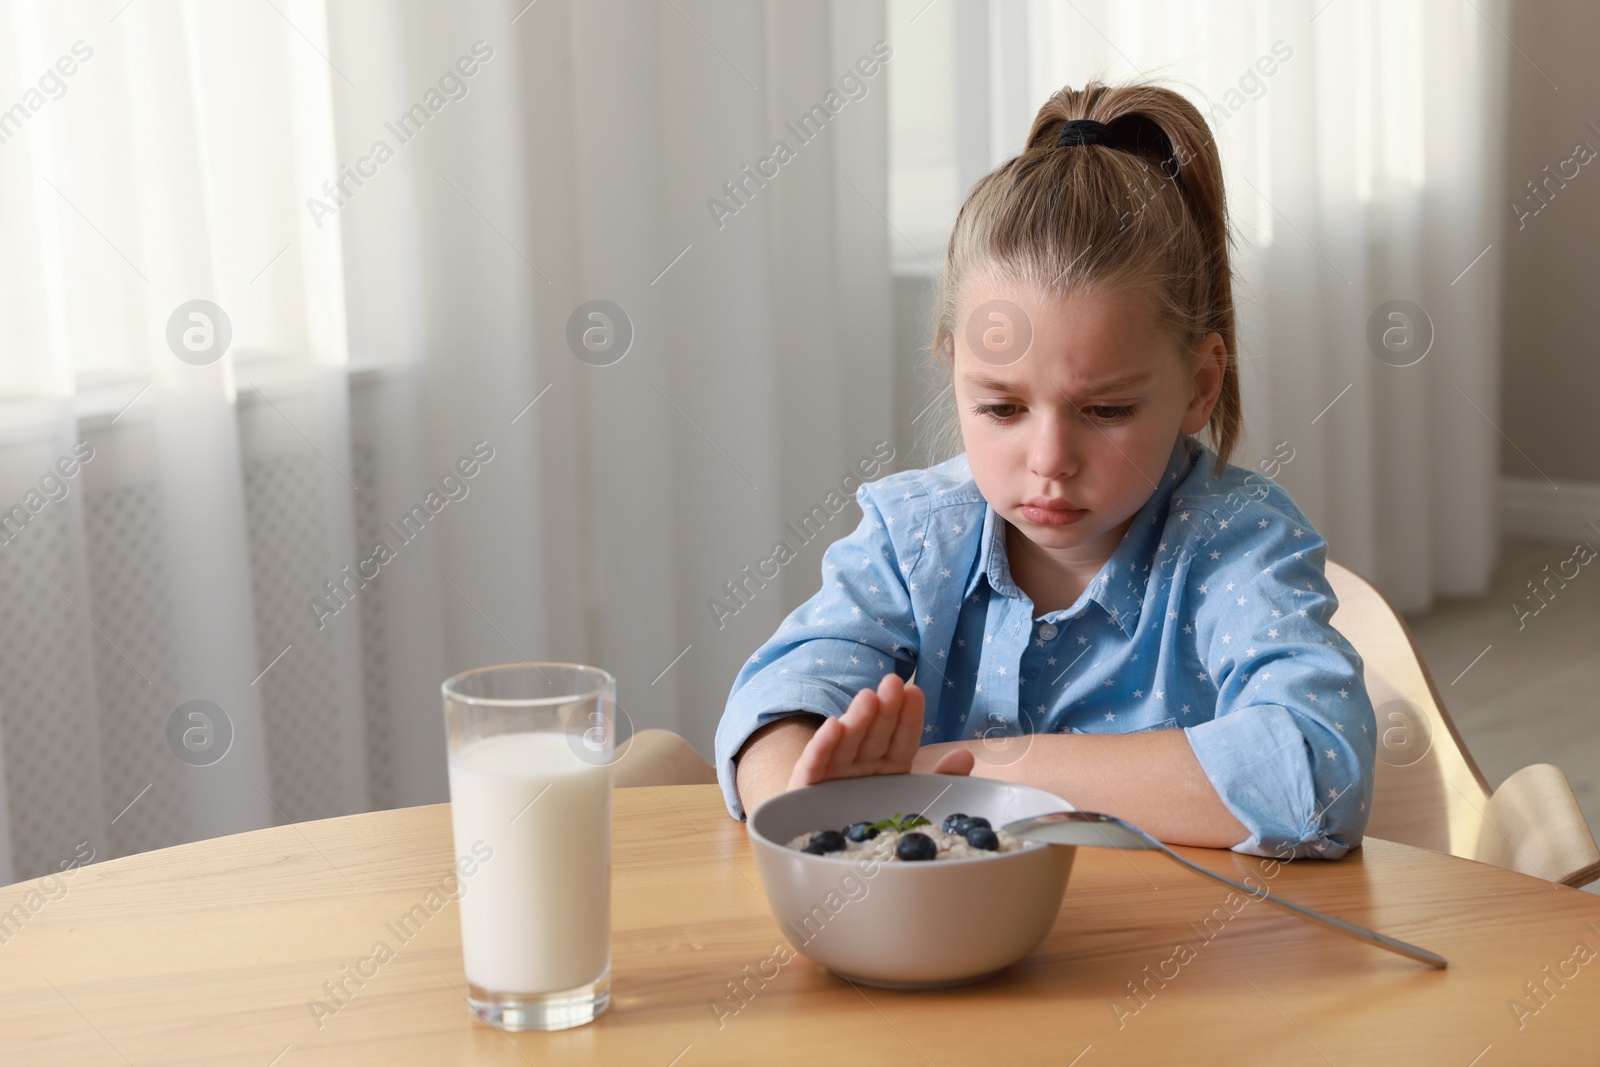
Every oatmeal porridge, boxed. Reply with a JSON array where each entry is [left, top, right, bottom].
[[785, 812, 1031, 862]]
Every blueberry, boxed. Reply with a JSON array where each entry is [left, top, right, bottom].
[[802, 840, 828, 854], [961, 816, 992, 832], [808, 829, 847, 853], [896, 832, 938, 861], [844, 821, 879, 842], [941, 813, 970, 834], [966, 827, 1000, 851]]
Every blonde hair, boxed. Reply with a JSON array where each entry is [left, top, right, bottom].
[[922, 80, 1241, 479]]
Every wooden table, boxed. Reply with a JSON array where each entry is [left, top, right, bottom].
[[4, 785, 1599, 1065]]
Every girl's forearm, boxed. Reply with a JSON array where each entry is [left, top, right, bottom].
[[733, 714, 825, 816], [911, 730, 1250, 848]]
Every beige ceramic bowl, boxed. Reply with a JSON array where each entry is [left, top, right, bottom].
[[746, 774, 1076, 989]]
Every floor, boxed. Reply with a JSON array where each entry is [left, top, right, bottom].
[[1399, 537, 1600, 893]]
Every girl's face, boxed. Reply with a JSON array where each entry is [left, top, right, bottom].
[[952, 275, 1225, 566]]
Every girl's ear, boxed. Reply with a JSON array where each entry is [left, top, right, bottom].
[[1179, 333, 1227, 434]]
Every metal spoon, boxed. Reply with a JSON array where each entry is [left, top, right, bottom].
[[1002, 810, 1447, 969]]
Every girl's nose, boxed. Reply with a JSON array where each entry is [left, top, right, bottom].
[[1028, 409, 1081, 481]]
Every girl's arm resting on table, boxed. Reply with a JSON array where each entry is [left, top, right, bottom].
[[910, 729, 1250, 849], [719, 483, 929, 819], [733, 714, 825, 816]]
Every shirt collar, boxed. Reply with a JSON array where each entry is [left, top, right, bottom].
[[963, 434, 1201, 636]]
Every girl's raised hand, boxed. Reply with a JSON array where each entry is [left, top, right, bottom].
[[786, 673, 974, 791]]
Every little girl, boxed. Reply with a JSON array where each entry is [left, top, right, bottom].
[[715, 81, 1376, 860]]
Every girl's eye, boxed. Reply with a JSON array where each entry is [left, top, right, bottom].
[[972, 403, 1022, 423], [970, 403, 1139, 424]]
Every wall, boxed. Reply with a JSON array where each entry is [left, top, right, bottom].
[[1500, 0, 1600, 486]]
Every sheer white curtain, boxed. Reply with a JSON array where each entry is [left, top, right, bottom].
[[0, 0, 355, 880], [889, 0, 1509, 614], [0, 0, 892, 882], [1, 0, 1503, 883]]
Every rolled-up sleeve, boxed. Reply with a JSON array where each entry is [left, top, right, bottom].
[[1183, 502, 1377, 859], [714, 485, 923, 820]]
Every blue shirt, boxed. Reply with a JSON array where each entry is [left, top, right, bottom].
[[715, 434, 1376, 858]]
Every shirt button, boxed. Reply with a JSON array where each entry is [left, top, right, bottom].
[[1038, 622, 1058, 640]]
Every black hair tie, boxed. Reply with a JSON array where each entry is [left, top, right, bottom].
[[1057, 119, 1115, 148]]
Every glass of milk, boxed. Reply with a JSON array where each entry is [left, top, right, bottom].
[[442, 663, 620, 1031]]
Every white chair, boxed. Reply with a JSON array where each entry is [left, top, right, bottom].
[[1326, 559, 1600, 888], [611, 728, 718, 788]]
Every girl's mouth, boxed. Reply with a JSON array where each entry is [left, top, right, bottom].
[[1020, 504, 1087, 526]]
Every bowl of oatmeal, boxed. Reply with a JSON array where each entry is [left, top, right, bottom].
[[746, 774, 1076, 989]]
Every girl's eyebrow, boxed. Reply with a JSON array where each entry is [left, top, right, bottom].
[[961, 369, 1156, 395]]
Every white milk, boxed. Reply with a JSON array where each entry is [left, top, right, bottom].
[[448, 731, 612, 994]]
